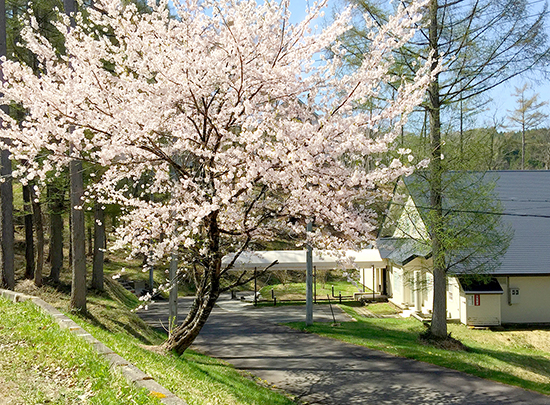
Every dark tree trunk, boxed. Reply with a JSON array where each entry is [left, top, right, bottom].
[[64, 0, 86, 313], [69, 157, 86, 313], [163, 286, 220, 355], [68, 209, 73, 266], [0, 0, 14, 291], [428, 0, 448, 339], [163, 211, 222, 355], [91, 202, 105, 291], [31, 187, 44, 287], [48, 185, 64, 283], [23, 184, 35, 280], [87, 224, 92, 257]]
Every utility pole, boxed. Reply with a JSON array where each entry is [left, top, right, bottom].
[[305, 220, 313, 326], [169, 253, 178, 334]]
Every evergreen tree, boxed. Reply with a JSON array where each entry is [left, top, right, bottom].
[[507, 83, 549, 169]]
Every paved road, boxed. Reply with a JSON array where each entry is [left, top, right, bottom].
[[138, 294, 550, 405]]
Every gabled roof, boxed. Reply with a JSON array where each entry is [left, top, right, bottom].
[[376, 238, 431, 266], [380, 171, 550, 276]]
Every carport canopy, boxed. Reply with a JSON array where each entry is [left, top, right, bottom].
[[223, 249, 385, 271]]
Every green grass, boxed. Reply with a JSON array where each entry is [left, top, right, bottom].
[[259, 280, 363, 301], [287, 303, 550, 395], [363, 302, 400, 315], [103, 256, 197, 296], [60, 279, 296, 405], [0, 296, 160, 405]]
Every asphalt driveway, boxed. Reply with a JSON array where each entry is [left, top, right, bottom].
[[138, 295, 550, 405]]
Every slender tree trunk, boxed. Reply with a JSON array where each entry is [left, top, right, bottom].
[[163, 211, 221, 355], [92, 202, 104, 291], [64, 0, 86, 312], [87, 224, 92, 256], [490, 128, 495, 170], [31, 187, 44, 287], [459, 99, 464, 156], [69, 157, 86, 312], [0, 0, 14, 290], [521, 123, 526, 170], [23, 184, 35, 280], [428, 0, 448, 339], [48, 185, 64, 283], [68, 209, 73, 265]]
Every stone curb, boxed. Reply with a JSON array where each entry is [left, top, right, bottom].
[[0, 289, 187, 405]]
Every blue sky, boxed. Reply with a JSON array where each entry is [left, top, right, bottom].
[[285, 0, 550, 128], [168, 0, 550, 129]]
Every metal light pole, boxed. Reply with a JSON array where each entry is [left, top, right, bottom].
[[169, 253, 178, 334]]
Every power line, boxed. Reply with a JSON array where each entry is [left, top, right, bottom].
[[390, 202, 550, 219]]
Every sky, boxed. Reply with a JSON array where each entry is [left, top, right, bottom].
[[284, 0, 550, 129], [168, 0, 550, 130]]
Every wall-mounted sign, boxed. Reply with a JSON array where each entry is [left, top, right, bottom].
[[467, 294, 481, 306]]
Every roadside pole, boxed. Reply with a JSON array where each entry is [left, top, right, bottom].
[[306, 221, 313, 326], [169, 253, 178, 334]]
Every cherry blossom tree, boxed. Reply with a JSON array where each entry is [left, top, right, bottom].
[[0, 0, 434, 354]]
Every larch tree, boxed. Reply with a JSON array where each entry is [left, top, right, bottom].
[[63, 0, 87, 313], [0, 0, 434, 354], [340, 0, 550, 338], [0, 0, 14, 291], [507, 83, 549, 170], [7, 0, 67, 286]]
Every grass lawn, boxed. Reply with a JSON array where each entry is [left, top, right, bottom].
[[14, 278, 295, 405], [288, 302, 550, 396], [259, 280, 363, 301], [0, 296, 161, 405]]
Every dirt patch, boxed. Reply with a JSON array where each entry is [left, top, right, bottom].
[[0, 376, 23, 405], [139, 344, 168, 355], [464, 327, 550, 353], [15, 279, 68, 309], [419, 331, 469, 351]]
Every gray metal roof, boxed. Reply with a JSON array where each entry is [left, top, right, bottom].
[[376, 238, 431, 266], [383, 171, 550, 276], [487, 171, 550, 275]]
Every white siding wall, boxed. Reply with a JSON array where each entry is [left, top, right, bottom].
[[359, 267, 374, 292], [390, 265, 405, 306], [460, 293, 502, 326], [447, 277, 461, 319], [498, 276, 550, 323], [393, 196, 428, 239]]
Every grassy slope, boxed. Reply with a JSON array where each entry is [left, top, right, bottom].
[[0, 297, 161, 405], [288, 303, 550, 395], [15, 278, 295, 405]]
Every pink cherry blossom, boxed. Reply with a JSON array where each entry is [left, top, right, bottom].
[[0, 0, 435, 353]]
